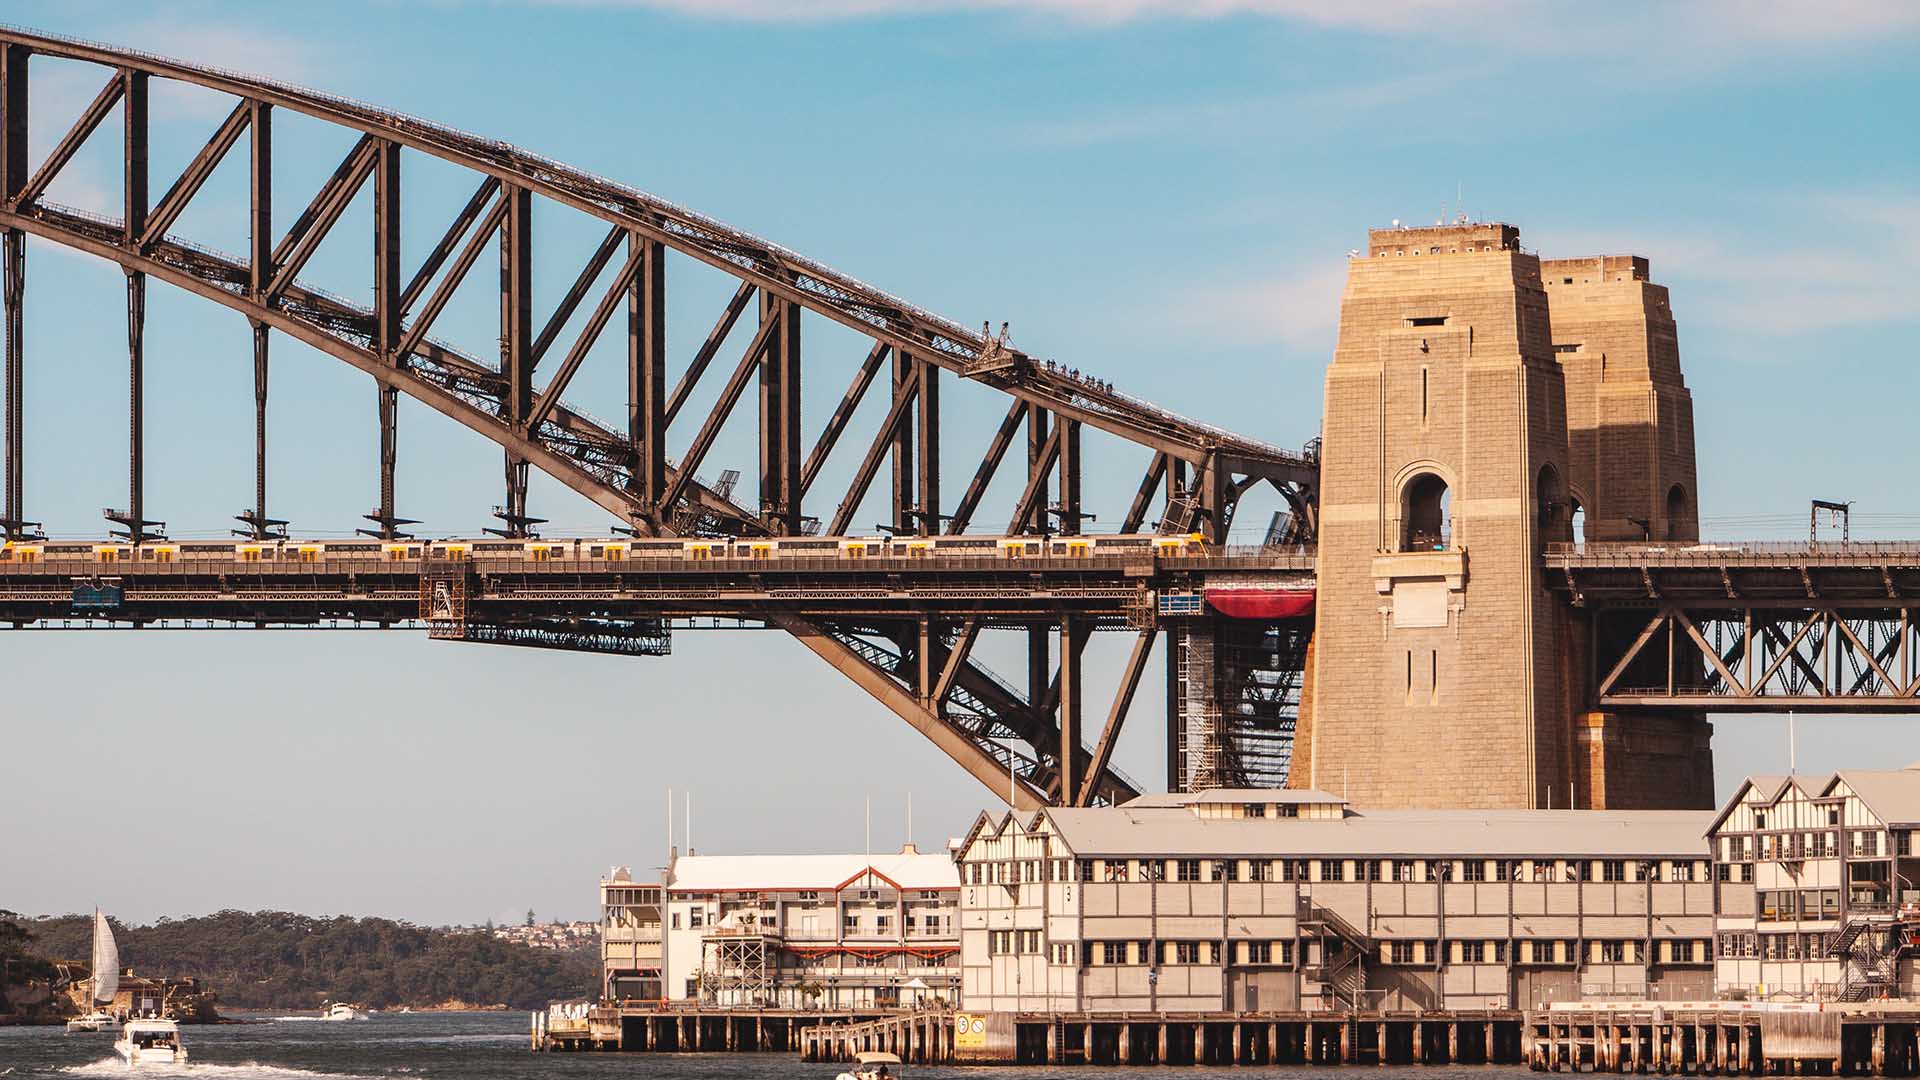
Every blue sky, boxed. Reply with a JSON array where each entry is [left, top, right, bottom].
[[2, 0, 1917, 925]]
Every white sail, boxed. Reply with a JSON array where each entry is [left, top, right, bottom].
[[91, 908, 120, 1005]]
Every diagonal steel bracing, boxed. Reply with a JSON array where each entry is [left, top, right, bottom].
[[0, 26, 1329, 804]]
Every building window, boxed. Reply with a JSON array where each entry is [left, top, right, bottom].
[[1246, 941, 1272, 964], [1102, 942, 1124, 965], [1361, 859, 1382, 882], [1212, 860, 1237, 882], [1290, 859, 1311, 882], [1672, 861, 1694, 882], [1462, 860, 1486, 883], [1402, 472, 1451, 551], [1243, 803, 1267, 818], [876, 916, 893, 934], [1321, 860, 1346, 883], [1602, 860, 1626, 883], [1599, 941, 1625, 963], [1175, 941, 1199, 965], [690, 909, 704, 928], [1077, 859, 1094, 882], [1392, 860, 1415, 882], [1053, 943, 1077, 965], [1390, 941, 1414, 964], [1105, 861, 1130, 882], [1142, 860, 1165, 882], [1249, 860, 1271, 882], [1460, 940, 1484, 963], [1021, 929, 1040, 953], [1177, 859, 1201, 882], [1491, 940, 1508, 963], [844, 914, 860, 934]]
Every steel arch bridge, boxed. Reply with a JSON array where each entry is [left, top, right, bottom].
[[0, 26, 1322, 809]]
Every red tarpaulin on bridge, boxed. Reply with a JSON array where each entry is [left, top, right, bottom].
[[1205, 589, 1316, 620]]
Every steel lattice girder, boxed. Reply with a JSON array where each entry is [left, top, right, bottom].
[[0, 26, 1323, 806], [1588, 605, 1920, 711]]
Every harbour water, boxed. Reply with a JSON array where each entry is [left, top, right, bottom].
[[0, 1010, 1535, 1078]]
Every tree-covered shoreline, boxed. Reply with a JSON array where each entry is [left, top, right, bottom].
[[19, 910, 595, 1011]]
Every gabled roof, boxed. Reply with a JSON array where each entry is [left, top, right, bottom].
[[666, 848, 958, 892], [1827, 766, 1920, 827], [1706, 772, 1836, 835]]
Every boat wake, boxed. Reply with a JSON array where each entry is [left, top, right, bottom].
[[65, 1062, 378, 1080]]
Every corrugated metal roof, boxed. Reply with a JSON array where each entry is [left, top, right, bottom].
[[1038, 806, 1715, 858], [666, 848, 958, 892]]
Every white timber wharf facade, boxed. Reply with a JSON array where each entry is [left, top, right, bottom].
[[956, 789, 1718, 1019], [662, 844, 960, 1010], [1709, 765, 1920, 1002], [600, 867, 664, 1002]]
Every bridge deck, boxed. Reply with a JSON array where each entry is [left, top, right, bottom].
[[0, 548, 1315, 627]]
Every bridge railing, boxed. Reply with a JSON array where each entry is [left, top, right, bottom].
[[1547, 540, 1920, 565]]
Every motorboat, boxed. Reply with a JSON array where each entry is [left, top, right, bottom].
[[66, 908, 121, 1033], [323, 1001, 367, 1021], [113, 1018, 186, 1066], [836, 1050, 904, 1080]]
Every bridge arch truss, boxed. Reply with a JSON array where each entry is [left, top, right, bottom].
[[0, 26, 1320, 808]]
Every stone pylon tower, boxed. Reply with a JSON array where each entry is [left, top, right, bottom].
[[1292, 224, 1714, 810], [1543, 255, 1713, 808], [1542, 255, 1699, 543], [1298, 222, 1575, 809]]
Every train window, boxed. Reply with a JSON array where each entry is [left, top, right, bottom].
[[907, 546, 931, 559], [589, 546, 603, 557], [1002, 545, 1022, 560], [295, 548, 318, 563], [749, 546, 772, 560], [241, 549, 261, 562], [688, 545, 710, 561], [530, 547, 552, 563], [154, 549, 174, 563], [385, 548, 408, 562], [604, 546, 623, 562], [97, 549, 119, 563], [0, 549, 10, 562], [15, 550, 31, 563]]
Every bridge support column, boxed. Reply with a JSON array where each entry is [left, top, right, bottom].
[[234, 319, 286, 539], [498, 182, 535, 536], [629, 233, 666, 516], [1, 226, 22, 538], [0, 41, 21, 536], [1059, 614, 1082, 804], [759, 289, 801, 534]]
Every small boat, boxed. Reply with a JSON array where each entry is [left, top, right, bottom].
[[65, 1011, 119, 1033], [113, 1017, 186, 1066], [66, 909, 121, 1033], [836, 1050, 904, 1080], [322, 1001, 366, 1021]]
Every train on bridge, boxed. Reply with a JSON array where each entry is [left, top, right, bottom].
[[0, 531, 1223, 567]]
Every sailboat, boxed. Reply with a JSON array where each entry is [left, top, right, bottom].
[[65, 909, 121, 1032]]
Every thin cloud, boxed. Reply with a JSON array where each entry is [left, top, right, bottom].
[[1162, 260, 1347, 353], [1016, 69, 1470, 148], [531, 0, 1920, 53]]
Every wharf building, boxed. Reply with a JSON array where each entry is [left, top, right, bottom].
[[1708, 766, 1920, 1000], [653, 845, 962, 1010], [955, 769, 1920, 1013]]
